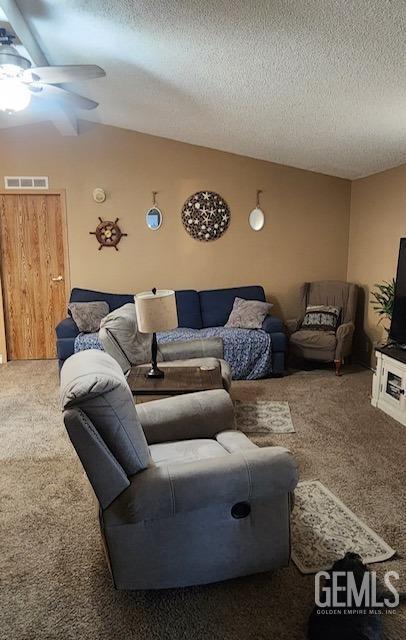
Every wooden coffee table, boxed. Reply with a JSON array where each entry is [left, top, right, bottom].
[[127, 364, 223, 402]]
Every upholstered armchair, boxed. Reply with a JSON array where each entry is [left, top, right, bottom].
[[60, 350, 298, 590], [287, 281, 358, 375], [98, 303, 231, 390]]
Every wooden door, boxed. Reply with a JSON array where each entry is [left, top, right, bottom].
[[0, 192, 68, 359]]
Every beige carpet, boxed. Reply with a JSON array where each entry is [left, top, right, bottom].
[[1, 361, 405, 640]]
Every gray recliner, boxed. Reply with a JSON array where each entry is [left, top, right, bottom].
[[99, 303, 232, 390], [60, 350, 299, 590]]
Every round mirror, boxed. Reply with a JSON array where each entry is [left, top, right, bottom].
[[249, 207, 265, 231], [146, 207, 162, 230]]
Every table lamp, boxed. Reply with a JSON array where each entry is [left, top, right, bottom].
[[135, 288, 178, 378]]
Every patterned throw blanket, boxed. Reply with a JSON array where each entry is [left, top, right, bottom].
[[158, 327, 272, 380], [74, 327, 272, 380], [74, 333, 104, 353]]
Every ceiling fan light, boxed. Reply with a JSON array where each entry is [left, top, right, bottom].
[[0, 45, 31, 70], [0, 77, 31, 112], [0, 63, 23, 78]]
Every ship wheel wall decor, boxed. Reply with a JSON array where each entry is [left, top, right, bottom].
[[181, 191, 230, 241], [89, 217, 127, 250]]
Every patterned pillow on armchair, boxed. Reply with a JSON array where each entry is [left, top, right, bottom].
[[301, 305, 341, 331]]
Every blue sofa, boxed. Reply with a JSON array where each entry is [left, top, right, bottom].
[[56, 285, 287, 375]]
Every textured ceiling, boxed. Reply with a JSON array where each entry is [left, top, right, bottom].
[[1, 0, 406, 178]]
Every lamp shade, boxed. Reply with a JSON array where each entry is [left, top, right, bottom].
[[135, 289, 178, 333]]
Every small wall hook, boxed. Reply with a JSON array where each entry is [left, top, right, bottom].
[[152, 191, 158, 206], [256, 190, 263, 207]]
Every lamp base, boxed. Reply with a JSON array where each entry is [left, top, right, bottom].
[[145, 365, 165, 379], [146, 332, 164, 378]]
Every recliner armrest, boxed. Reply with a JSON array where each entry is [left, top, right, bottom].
[[136, 389, 235, 444], [159, 338, 224, 361], [104, 446, 298, 525], [262, 315, 284, 334], [64, 408, 130, 510], [56, 317, 79, 339]]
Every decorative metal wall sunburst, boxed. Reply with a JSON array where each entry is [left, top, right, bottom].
[[89, 217, 127, 250], [181, 191, 230, 241]]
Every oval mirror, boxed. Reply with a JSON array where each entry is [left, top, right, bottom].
[[249, 207, 265, 231], [146, 207, 162, 230]]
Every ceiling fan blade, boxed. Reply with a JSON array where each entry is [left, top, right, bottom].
[[35, 84, 99, 110], [26, 65, 105, 84]]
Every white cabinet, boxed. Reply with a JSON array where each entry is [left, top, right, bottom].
[[372, 349, 406, 426]]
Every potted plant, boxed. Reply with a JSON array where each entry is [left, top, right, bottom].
[[370, 279, 396, 332]]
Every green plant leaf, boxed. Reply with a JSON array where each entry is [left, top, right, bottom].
[[370, 279, 395, 324]]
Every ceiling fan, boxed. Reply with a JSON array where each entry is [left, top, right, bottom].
[[0, 28, 105, 113]]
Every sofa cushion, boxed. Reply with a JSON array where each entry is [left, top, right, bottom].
[[70, 287, 134, 311], [199, 286, 266, 327], [290, 329, 336, 352], [175, 290, 202, 329], [70, 288, 202, 330]]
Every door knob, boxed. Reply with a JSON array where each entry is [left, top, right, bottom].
[[51, 275, 64, 282]]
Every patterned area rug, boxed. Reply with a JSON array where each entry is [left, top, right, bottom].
[[291, 481, 396, 574], [234, 400, 295, 433]]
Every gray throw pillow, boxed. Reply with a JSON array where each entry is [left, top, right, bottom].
[[68, 301, 109, 333], [301, 305, 341, 331], [225, 297, 273, 330]]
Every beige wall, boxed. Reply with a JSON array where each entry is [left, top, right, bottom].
[[347, 164, 406, 365], [0, 121, 351, 361]]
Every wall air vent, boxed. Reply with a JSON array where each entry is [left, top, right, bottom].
[[4, 176, 49, 189]]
